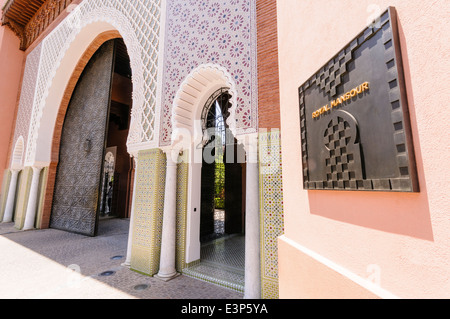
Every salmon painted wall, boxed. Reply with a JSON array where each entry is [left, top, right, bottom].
[[0, 0, 25, 182], [277, 0, 449, 298]]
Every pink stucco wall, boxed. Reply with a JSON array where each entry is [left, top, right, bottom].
[[277, 0, 450, 298], [0, 0, 25, 181]]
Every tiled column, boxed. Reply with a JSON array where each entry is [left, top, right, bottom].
[[124, 157, 138, 267], [23, 167, 43, 230], [2, 169, 20, 223], [156, 148, 180, 281], [242, 133, 261, 299]]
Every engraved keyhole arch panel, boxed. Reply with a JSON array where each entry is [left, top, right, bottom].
[[323, 111, 364, 187]]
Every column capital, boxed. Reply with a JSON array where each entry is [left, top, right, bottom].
[[26, 161, 49, 169], [160, 146, 180, 166], [31, 166, 44, 173], [9, 168, 21, 174], [132, 156, 138, 167]]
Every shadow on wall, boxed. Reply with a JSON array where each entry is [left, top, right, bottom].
[[307, 15, 433, 242]]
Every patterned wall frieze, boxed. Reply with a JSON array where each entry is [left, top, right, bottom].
[[23, 0, 162, 165], [160, 0, 259, 146], [130, 149, 166, 276], [2, 0, 74, 51], [259, 129, 285, 299], [23, 0, 75, 50]]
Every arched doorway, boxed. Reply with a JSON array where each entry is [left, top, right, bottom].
[[200, 88, 245, 242], [185, 88, 246, 292], [170, 64, 259, 296], [50, 38, 133, 236]]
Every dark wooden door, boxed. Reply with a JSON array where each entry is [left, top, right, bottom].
[[225, 141, 244, 234], [50, 41, 115, 236]]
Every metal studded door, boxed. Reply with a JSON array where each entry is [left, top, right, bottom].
[[50, 41, 115, 236]]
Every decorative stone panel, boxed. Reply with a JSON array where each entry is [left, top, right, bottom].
[[12, 42, 42, 165]]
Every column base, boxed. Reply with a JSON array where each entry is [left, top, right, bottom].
[[155, 272, 181, 282]]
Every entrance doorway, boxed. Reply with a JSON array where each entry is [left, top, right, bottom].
[[200, 89, 245, 242], [50, 38, 133, 236], [184, 88, 246, 292], [100, 38, 133, 221]]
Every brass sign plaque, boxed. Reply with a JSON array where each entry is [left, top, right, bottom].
[[298, 7, 419, 192]]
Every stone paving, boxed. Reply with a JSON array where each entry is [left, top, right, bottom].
[[0, 218, 243, 299]]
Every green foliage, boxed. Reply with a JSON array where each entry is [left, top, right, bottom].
[[214, 161, 225, 209]]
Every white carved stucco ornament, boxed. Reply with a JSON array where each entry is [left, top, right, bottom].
[[24, 0, 162, 165]]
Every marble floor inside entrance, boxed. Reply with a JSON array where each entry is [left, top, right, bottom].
[[183, 210, 245, 293]]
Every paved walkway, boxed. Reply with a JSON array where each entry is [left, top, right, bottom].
[[0, 219, 243, 299]]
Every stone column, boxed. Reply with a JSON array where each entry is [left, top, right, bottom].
[[2, 169, 20, 223], [242, 134, 261, 299], [23, 167, 43, 231], [123, 157, 138, 267], [156, 148, 179, 281]]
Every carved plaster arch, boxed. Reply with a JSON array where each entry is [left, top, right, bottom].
[[24, 1, 162, 166], [11, 136, 25, 170], [171, 64, 238, 149]]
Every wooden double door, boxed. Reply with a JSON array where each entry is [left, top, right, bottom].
[[50, 41, 116, 236]]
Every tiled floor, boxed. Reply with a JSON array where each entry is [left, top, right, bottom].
[[0, 219, 243, 299], [183, 210, 245, 293]]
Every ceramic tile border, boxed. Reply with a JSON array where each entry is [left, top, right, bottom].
[[176, 151, 189, 271], [259, 129, 285, 299], [130, 149, 166, 276]]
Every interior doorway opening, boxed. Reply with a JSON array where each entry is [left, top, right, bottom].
[[100, 38, 133, 221], [200, 89, 246, 242]]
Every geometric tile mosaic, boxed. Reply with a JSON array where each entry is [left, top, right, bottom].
[[259, 129, 285, 299], [183, 234, 245, 293], [160, 0, 258, 145], [131, 149, 166, 276]]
